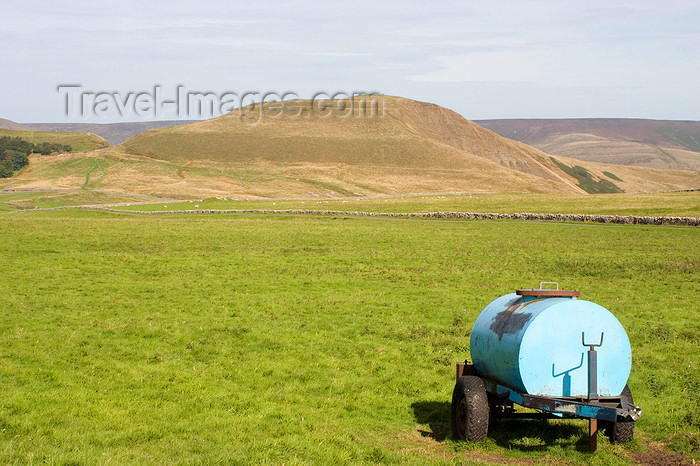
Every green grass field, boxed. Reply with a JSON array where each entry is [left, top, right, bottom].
[[0, 208, 698, 464]]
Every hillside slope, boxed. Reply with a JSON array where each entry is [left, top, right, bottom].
[[476, 119, 700, 171], [2, 98, 697, 198]]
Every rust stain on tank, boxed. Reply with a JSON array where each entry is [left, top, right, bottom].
[[489, 297, 542, 341]]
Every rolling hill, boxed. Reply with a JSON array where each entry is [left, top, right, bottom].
[[0, 118, 31, 131], [21, 120, 200, 144], [0, 128, 111, 152], [476, 119, 700, 171], [0, 118, 198, 144], [2, 97, 698, 198]]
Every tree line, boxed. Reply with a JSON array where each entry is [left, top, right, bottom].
[[0, 136, 72, 178]]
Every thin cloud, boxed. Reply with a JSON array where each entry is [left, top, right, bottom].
[[1, 0, 698, 121]]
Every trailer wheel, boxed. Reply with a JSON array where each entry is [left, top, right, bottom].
[[602, 385, 635, 443], [451, 376, 489, 441]]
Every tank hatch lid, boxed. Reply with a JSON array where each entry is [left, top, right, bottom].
[[516, 282, 581, 297]]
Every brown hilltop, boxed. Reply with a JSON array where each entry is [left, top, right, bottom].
[[111, 95, 579, 196]]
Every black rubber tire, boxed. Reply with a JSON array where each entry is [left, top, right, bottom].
[[451, 376, 489, 441], [602, 385, 635, 443]]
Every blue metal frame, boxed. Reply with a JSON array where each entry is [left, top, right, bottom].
[[506, 386, 618, 422], [460, 363, 641, 422]]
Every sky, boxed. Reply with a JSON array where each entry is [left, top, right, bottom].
[[1, 0, 699, 123]]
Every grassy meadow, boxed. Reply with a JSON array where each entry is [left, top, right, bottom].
[[0, 206, 698, 464]]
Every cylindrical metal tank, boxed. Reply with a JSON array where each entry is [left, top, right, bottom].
[[470, 288, 631, 397]]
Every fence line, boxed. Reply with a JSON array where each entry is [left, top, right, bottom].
[[25, 206, 698, 226]]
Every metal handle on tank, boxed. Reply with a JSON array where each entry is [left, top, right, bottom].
[[539, 282, 559, 290]]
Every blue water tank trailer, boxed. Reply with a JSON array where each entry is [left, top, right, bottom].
[[451, 283, 642, 451], [470, 291, 631, 397]]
